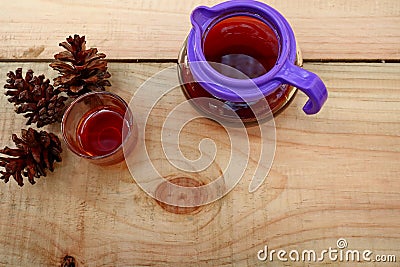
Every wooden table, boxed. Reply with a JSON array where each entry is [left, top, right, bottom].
[[0, 1, 399, 266]]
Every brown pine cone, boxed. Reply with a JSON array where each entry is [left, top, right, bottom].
[[0, 128, 62, 187], [4, 68, 68, 128], [50, 34, 111, 97]]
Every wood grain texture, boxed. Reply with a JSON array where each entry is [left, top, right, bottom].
[[0, 0, 399, 60], [0, 62, 399, 266]]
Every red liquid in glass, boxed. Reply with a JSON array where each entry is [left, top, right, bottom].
[[77, 106, 127, 157], [203, 16, 279, 79]]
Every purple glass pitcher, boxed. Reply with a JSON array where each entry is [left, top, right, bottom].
[[178, 0, 328, 125]]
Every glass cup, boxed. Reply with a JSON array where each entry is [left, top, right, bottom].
[[61, 91, 136, 166]]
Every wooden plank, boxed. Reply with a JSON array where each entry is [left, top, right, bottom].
[[0, 0, 399, 60], [0, 62, 399, 266]]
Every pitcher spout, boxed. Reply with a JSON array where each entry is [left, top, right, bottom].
[[190, 6, 216, 35]]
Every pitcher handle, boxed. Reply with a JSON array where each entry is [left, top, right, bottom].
[[275, 63, 328, 114]]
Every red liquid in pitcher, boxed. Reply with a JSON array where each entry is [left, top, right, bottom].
[[203, 16, 279, 79], [77, 106, 127, 157]]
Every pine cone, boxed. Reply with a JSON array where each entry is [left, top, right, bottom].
[[50, 34, 111, 97], [4, 68, 68, 127], [0, 128, 62, 186]]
